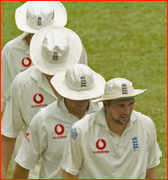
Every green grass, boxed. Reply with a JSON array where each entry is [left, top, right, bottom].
[[1, 1, 167, 179]]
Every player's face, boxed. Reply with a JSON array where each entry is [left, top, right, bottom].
[[105, 98, 135, 125], [65, 99, 90, 118]]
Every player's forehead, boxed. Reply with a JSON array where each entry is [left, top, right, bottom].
[[112, 98, 135, 105]]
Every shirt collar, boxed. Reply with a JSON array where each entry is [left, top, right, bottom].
[[95, 107, 108, 127], [129, 110, 138, 124], [16, 32, 30, 54], [30, 66, 45, 85], [30, 66, 57, 99], [57, 96, 69, 113], [87, 101, 101, 114]]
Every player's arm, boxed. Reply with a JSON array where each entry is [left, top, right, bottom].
[[1, 47, 13, 112], [14, 115, 44, 178], [62, 169, 78, 179], [145, 167, 158, 179], [13, 163, 29, 179], [1, 78, 24, 178], [145, 119, 162, 179], [61, 126, 83, 179], [1, 135, 16, 179]]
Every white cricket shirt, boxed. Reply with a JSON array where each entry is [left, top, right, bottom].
[[1, 32, 33, 112], [15, 97, 101, 179], [62, 108, 162, 179], [1, 66, 57, 178]]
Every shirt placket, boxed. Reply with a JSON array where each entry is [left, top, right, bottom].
[[118, 137, 124, 157], [39, 77, 57, 99]]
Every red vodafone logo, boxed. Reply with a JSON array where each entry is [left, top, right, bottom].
[[22, 57, 32, 67], [55, 124, 64, 135], [33, 93, 44, 104], [96, 139, 106, 150]]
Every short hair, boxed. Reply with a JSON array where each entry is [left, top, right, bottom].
[[104, 100, 112, 106]]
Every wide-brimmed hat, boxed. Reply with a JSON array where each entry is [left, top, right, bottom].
[[78, 46, 88, 65], [51, 64, 106, 100], [30, 26, 83, 75], [92, 78, 147, 102], [15, 1, 67, 33]]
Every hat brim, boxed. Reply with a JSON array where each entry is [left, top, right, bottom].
[[92, 89, 147, 102], [51, 71, 106, 100], [78, 46, 88, 65], [15, 1, 67, 33], [30, 26, 82, 75]]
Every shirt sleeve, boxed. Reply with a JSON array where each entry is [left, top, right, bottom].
[[1, 75, 25, 138], [62, 124, 83, 176], [15, 113, 44, 170], [147, 120, 162, 169], [1, 45, 13, 112]]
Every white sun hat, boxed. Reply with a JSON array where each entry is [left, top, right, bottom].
[[15, 1, 67, 33], [92, 78, 147, 102], [51, 64, 106, 100], [30, 26, 82, 75], [78, 46, 88, 65]]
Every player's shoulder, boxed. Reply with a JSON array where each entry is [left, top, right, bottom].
[[72, 112, 96, 133], [31, 101, 58, 125], [11, 66, 36, 88], [2, 33, 26, 51], [133, 110, 155, 130]]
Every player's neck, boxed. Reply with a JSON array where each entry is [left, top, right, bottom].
[[44, 74, 60, 98], [25, 33, 34, 46], [105, 112, 127, 137]]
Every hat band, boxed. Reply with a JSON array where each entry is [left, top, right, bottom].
[[103, 93, 136, 99], [65, 81, 95, 91]]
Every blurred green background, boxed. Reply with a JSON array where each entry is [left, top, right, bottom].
[[1, 1, 167, 179]]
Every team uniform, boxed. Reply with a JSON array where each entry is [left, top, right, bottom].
[[1, 31, 87, 113], [62, 108, 162, 179], [1, 32, 33, 112], [1, 66, 57, 178], [15, 97, 101, 179]]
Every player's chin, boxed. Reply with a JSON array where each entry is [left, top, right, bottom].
[[76, 107, 86, 113], [120, 117, 130, 124]]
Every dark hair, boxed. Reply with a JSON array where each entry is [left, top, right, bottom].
[[104, 100, 111, 106]]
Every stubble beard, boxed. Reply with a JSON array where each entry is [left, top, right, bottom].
[[109, 108, 130, 125]]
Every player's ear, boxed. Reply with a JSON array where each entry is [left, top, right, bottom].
[[103, 101, 109, 110]]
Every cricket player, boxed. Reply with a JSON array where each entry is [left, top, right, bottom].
[[13, 64, 106, 179], [61, 78, 162, 179], [1, 1, 67, 113], [1, 26, 85, 179]]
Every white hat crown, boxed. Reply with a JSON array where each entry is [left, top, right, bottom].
[[50, 64, 106, 100], [15, 1, 67, 33], [91, 78, 147, 102], [26, 2, 54, 30], [30, 26, 83, 75], [104, 78, 135, 97], [42, 30, 69, 63], [65, 64, 94, 91]]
